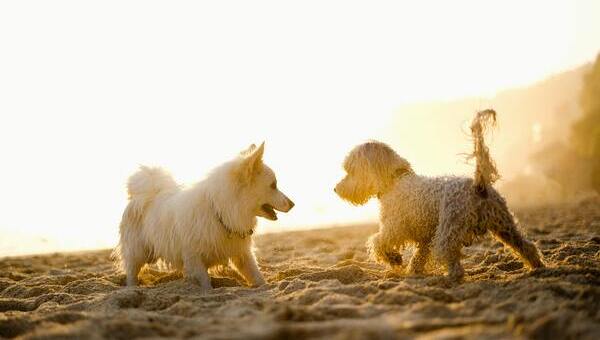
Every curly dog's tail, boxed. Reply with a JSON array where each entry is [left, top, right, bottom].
[[469, 109, 500, 197]]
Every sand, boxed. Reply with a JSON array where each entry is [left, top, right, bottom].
[[1, 197, 599, 339]]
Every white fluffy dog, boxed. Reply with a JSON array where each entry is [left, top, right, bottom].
[[335, 110, 544, 280], [114, 143, 294, 289]]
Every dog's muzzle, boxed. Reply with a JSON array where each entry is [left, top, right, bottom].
[[278, 195, 294, 212]]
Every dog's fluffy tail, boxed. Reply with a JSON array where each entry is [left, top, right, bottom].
[[123, 165, 178, 229], [112, 166, 178, 270], [127, 165, 178, 201], [469, 109, 500, 196]]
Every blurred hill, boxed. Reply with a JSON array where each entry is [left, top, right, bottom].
[[383, 63, 593, 206]]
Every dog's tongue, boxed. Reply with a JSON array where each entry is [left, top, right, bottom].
[[261, 204, 277, 220]]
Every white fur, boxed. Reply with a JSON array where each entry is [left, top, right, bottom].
[[335, 110, 544, 280], [114, 143, 294, 289]]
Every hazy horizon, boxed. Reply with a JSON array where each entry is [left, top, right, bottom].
[[1, 1, 599, 256]]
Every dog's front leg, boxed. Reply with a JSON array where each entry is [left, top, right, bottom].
[[407, 242, 431, 274], [367, 232, 403, 267], [231, 251, 265, 287], [183, 254, 212, 290]]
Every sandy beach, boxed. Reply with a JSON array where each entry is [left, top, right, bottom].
[[1, 197, 599, 339]]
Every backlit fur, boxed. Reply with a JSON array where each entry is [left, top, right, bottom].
[[114, 142, 294, 289], [335, 110, 544, 280]]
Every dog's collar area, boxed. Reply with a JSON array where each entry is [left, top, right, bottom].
[[378, 168, 413, 199], [211, 200, 254, 239]]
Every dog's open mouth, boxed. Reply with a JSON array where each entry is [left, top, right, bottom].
[[261, 204, 278, 221]]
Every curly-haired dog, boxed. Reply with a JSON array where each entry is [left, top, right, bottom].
[[114, 142, 294, 289], [335, 110, 544, 280]]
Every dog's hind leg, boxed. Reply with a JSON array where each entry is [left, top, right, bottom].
[[407, 242, 431, 274], [488, 211, 544, 269], [120, 235, 147, 286], [367, 231, 403, 267], [433, 218, 467, 281], [183, 253, 212, 290], [231, 250, 265, 287], [125, 258, 144, 287], [121, 243, 147, 287]]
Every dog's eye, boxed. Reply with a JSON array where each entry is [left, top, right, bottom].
[[270, 181, 277, 190]]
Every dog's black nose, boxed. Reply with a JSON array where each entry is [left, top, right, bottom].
[[333, 187, 337, 193], [287, 197, 295, 210]]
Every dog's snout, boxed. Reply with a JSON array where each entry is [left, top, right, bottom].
[[334, 187, 337, 193], [286, 197, 295, 210]]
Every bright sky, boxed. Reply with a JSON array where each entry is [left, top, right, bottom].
[[1, 1, 598, 256]]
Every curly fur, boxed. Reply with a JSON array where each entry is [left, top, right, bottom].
[[113, 143, 294, 288], [470, 109, 500, 196], [335, 110, 545, 280]]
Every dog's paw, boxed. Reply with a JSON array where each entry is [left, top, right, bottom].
[[251, 283, 274, 292], [197, 283, 214, 294], [424, 275, 456, 288], [384, 252, 403, 266], [447, 267, 465, 283], [250, 282, 267, 288], [248, 276, 266, 288], [184, 277, 213, 291], [406, 265, 425, 276]]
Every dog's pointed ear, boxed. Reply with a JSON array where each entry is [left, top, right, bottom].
[[240, 143, 257, 156], [237, 142, 265, 182], [248, 142, 264, 163]]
